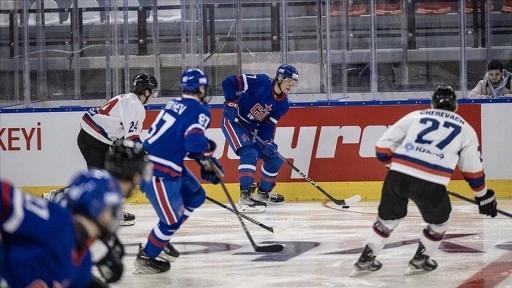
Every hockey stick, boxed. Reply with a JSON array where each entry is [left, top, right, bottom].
[[448, 191, 512, 218], [206, 159, 284, 252], [233, 117, 361, 206], [206, 195, 275, 233]]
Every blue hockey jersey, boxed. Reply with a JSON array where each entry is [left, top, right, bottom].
[[222, 73, 290, 141], [144, 96, 212, 179], [0, 180, 93, 288]]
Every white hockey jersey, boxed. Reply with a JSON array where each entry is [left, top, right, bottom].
[[80, 93, 145, 144], [376, 108, 486, 195]]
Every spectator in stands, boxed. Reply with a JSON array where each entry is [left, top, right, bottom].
[[468, 60, 511, 98]]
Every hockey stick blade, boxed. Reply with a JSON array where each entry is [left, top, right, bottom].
[[255, 244, 284, 253], [333, 194, 362, 206]]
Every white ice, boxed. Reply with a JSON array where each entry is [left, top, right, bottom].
[[112, 199, 512, 288]]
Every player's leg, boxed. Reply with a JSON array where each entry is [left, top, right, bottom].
[[77, 128, 109, 169], [221, 119, 266, 212], [351, 170, 407, 276], [405, 181, 451, 275], [134, 176, 184, 273], [257, 155, 284, 204]]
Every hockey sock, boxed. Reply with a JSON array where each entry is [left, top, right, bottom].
[[418, 222, 448, 256], [238, 147, 258, 190], [144, 221, 180, 258], [366, 217, 400, 255], [259, 156, 283, 191]]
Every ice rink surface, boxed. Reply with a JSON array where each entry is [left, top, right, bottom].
[[113, 199, 512, 288]]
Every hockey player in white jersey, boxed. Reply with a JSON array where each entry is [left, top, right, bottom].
[[45, 72, 158, 226], [351, 86, 498, 276]]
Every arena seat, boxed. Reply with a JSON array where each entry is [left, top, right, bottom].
[[28, 0, 61, 26], [330, 3, 367, 17], [376, 3, 401, 16], [502, 0, 512, 13], [416, 2, 452, 15]]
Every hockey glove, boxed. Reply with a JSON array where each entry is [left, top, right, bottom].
[[475, 189, 497, 218], [259, 141, 278, 157], [96, 235, 124, 283], [96, 249, 124, 283], [196, 157, 224, 184], [223, 101, 238, 121]]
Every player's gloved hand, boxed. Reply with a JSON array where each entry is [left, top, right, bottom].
[[259, 141, 278, 157], [105, 234, 125, 260], [96, 248, 124, 283], [198, 157, 224, 184], [475, 189, 497, 218], [223, 101, 238, 121]]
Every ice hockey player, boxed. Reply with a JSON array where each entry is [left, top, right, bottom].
[[221, 64, 299, 213], [351, 86, 498, 276], [133, 68, 223, 274], [44, 72, 158, 226], [3, 140, 150, 286]]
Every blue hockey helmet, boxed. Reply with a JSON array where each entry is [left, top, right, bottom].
[[65, 172, 124, 235], [432, 85, 457, 112], [276, 64, 299, 84], [180, 69, 209, 93], [180, 68, 211, 103]]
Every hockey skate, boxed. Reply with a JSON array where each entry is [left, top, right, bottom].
[[238, 185, 266, 213], [41, 188, 66, 203], [350, 245, 383, 277], [120, 212, 136, 226], [404, 243, 438, 276], [133, 244, 171, 274], [157, 243, 180, 262], [257, 185, 285, 205]]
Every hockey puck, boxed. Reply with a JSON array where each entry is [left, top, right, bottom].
[[342, 205, 350, 209]]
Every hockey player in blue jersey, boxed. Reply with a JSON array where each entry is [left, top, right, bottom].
[[221, 64, 299, 213], [0, 140, 150, 287], [134, 68, 223, 274]]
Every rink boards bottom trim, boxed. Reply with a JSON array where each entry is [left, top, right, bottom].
[[22, 179, 512, 203]]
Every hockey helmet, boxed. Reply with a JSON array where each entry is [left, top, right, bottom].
[[64, 172, 124, 234], [432, 86, 457, 112], [132, 72, 158, 95], [276, 64, 299, 86], [180, 68, 210, 103]]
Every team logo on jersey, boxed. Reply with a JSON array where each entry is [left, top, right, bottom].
[[249, 104, 273, 121], [242, 133, 250, 141]]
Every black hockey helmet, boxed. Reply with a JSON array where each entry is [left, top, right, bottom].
[[132, 72, 158, 95], [105, 140, 150, 183], [432, 86, 457, 112]]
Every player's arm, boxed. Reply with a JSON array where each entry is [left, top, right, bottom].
[[457, 131, 486, 195], [457, 129, 497, 217], [221, 73, 263, 101], [184, 111, 213, 155], [375, 114, 412, 163], [184, 111, 224, 184], [222, 74, 264, 121], [120, 100, 144, 142]]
